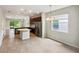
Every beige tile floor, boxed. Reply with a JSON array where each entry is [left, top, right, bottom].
[[0, 33, 79, 53]]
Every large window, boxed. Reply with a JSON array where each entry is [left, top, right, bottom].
[[10, 19, 21, 28], [51, 14, 68, 33]]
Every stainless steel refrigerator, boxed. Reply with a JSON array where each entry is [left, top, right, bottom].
[[34, 22, 42, 37]]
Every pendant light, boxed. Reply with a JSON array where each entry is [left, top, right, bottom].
[[46, 5, 52, 21]]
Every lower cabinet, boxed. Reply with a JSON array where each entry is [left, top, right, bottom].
[[20, 29, 30, 40], [9, 29, 15, 39]]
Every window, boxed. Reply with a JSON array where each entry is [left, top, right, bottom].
[[10, 19, 21, 28], [51, 14, 68, 33]]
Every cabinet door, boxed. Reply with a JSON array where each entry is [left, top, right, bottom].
[[21, 31, 30, 40], [9, 29, 15, 39]]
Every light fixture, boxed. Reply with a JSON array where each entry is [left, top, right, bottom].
[[29, 10, 32, 13], [20, 8, 24, 11], [46, 5, 52, 21]]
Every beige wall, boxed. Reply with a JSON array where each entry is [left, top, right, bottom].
[[41, 13, 46, 38], [0, 8, 3, 31], [0, 8, 6, 35], [0, 8, 6, 47], [45, 6, 79, 48]]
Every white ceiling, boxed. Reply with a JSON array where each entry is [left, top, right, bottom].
[[0, 5, 70, 19]]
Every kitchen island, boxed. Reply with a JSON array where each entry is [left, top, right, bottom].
[[17, 29, 30, 40]]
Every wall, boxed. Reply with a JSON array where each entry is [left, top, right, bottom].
[[45, 6, 79, 48], [23, 16, 30, 27], [0, 8, 6, 35], [0, 8, 6, 47], [41, 13, 46, 38]]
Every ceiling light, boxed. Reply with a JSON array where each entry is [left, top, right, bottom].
[[20, 8, 24, 11], [29, 10, 32, 13], [46, 5, 52, 21]]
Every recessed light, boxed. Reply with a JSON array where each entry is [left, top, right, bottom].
[[29, 10, 32, 13], [20, 8, 24, 11]]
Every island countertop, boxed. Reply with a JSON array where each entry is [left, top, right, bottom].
[[17, 29, 30, 32]]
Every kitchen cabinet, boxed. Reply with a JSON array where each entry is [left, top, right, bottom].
[[17, 29, 30, 40]]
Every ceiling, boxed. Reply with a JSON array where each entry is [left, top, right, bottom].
[[0, 5, 70, 19]]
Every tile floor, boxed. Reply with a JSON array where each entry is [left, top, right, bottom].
[[0, 33, 79, 53]]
